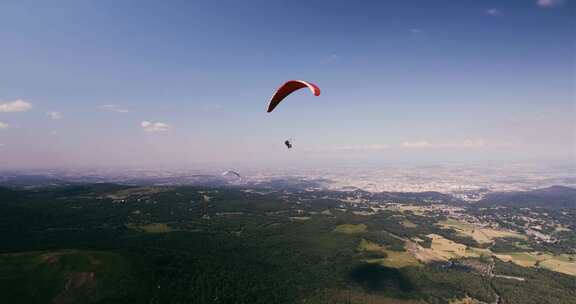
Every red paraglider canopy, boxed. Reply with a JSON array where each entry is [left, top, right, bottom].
[[267, 80, 321, 113]]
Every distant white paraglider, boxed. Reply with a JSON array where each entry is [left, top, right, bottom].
[[222, 170, 241, 179]]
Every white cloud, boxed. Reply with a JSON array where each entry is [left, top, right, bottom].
[[402, 139, 486, 149], [0, 121, 9, 129], [141, 121, 170, 132], [0, 99, 33, 112], [537, 0, 564, 8], [485, 8, 503, 16], [99, 104, 129, 113], [410, 28, 422, 34], [46, 111, 62, 120]]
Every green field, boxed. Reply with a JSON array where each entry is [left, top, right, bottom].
[[334, 224, 368, 234], [126, 223, 173, 233]]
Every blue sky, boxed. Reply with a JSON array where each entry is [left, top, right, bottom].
[[0, 0, 574, 168]]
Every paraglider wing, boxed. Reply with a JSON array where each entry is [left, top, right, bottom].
[[222, 170, 241, 178], [267, 80, 320, 113]]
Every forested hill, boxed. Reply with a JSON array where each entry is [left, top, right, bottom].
[[478, 186, 576, 209], [0, 186, 22, 203]]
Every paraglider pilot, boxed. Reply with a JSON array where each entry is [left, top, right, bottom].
[[284, 140, 293, 149]]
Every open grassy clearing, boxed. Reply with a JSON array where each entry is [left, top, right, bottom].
[[448, 296, 484, 304], [405, 241, 445, 263], [427, 234, 468, 259], [512, 241, 533, 250], [465, 247, 492, 258], [555, 225, 571, 232], [539, 257, 576, 276], [395, 205, 426, 216], [104, 186, 169, 200], [289, 216, 311, 221], [373, 221, 574, 277], [127, 223, 172, 233], [438, 219, 525, 244], [405, 234, 491, 263], [401, 220, 417, 228], [358, 239, 421, 268], [495, 252, 576, 276], [334, 223, 367, 234], [353, 211, 375, 216], [495, 252, 541, 267]]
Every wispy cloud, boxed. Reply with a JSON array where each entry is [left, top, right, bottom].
[[410, 28, 422, 34], [485, 8, 503, 16], [0, 121, 9, 129], [99, 104, 129, 113], [328, 144, 390, 151], [537, 0, 564, 8], [141, 121, 170, 132], [317, 140, 498, 151], [202, 104, 223, 111], [46, 111, 62, 120], [402, 140, 433, 149], [310, 144, 390, 152], [402, 139, 486, 149], [320, 54, 338, 64], [0, 99, 32, 112]]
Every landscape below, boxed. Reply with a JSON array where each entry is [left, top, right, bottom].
[[0, 182, 574, 304]]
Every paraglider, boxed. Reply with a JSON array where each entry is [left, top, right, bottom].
[[222, 170, 241, 178], [267, 80, 320, 113], [267, 80, 320, 150]]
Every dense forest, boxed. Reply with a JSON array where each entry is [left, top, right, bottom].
[[0, 184, 574, 303]]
